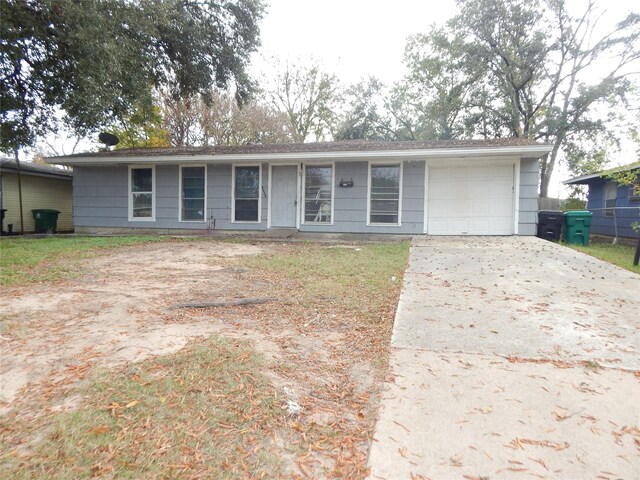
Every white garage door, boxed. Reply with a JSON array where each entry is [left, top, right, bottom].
[[427, 164, 515, 235]]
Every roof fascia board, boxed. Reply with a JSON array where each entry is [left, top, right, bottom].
[[564, 164, 640, 184], [0, 167, 72, 180], [562, 174, 600, 184], [47, 145, 553, 166]]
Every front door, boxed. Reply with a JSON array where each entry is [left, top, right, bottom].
[[271, 166, 298, 227]]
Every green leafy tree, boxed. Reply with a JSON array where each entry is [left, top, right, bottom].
[[0, 0, 264, 153], [336, 77, 418, 141], [399, 0, 639, 196], [336, 77, 394, 140], [110, 96, 170, 149]]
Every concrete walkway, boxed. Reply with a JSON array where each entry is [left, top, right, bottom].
[[368, 237, 640, 480]]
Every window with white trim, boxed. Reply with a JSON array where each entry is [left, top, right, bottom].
[[369, 164, 401, 224], [629, 184, 640, 202], [604, 181, 617, 217], [234, 165, 260, 222], [180, 166, 206, 221], [304, 165, 333, 223], [129, 166, 154, 220]]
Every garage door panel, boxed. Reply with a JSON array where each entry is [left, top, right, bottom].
[[428, 164, 515, 235], [471, 200, 491, 215], [450, 219, 471, 233], [471, 218, 491, 232], [428, 199, 450, 218], [469, 183, 489, 198], [492, 200, 513, 216]]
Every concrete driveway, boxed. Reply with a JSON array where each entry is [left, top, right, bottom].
[[368, 237, 640, 480]]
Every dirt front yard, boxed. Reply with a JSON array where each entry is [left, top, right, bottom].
[[0, 238, 408, 478]]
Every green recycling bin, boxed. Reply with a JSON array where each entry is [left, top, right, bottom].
[[563, 210, 592, 246], [31, 209, 61, 233]]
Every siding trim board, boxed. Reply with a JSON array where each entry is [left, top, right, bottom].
[[513, 159, 521, 235]]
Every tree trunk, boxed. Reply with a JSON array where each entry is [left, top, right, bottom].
[[539, 145, 560, 198]]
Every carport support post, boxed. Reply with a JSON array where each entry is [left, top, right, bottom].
[[14, 150, 24, 235]]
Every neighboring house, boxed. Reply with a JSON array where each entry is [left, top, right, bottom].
[[46, 139, 552, 236], [0, 158, 73, 233], [564, 162, 640, 239]]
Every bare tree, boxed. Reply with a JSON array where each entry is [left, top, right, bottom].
[[263, 59, 341, 142], [160, 89, 292, 146]]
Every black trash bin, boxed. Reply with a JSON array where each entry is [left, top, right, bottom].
[[31, 209, 61, 233], [537, 210, 564, 242]]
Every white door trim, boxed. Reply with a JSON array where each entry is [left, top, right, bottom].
[[513, 160, 520, 235], [424, 158, 518, 235], [423, 163, 429, 234]]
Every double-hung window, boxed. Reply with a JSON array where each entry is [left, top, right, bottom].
[[180, 166, 206, 221], [304, 165, 333, 224], [129, 166, 155, 221], [369, 163, 401, 225], [604, 181, 617, 217], [233, 165, 261, 222]]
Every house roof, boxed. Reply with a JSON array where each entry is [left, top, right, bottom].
[[563, 161, 640, 185], [46, 138, 553, 166], [0, 158, 73, 180]]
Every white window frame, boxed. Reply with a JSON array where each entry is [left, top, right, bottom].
[[232, 164, 262, 223], [604, 181, 617, 217], [179, 165, 207, 222], [629, 184, 640, 202], [128, 165, 155, 222], [367, 161, 403, 227], [302, 162, 335, 225]]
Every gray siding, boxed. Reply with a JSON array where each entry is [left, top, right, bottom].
[[74, 163, 269, 231], [299, 160, 424, 234], [518, 157, 539, 235], [207, 163, 268, 231], [74, 165, 128, 227], [73, 157, 538, 235]]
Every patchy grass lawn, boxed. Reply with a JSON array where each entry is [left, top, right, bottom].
[[0, 240, 410, 479], [0, 236, 170, 285], [241, 242, 409, 316], [566, 242, 640, 274], [1, 337, 284, 479]]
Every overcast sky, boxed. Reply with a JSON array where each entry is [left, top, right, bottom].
[[250, 0, 637, 197], [251, 0, 635, 85], [44, 0, 637, 198], [250, 0, 457, 85]]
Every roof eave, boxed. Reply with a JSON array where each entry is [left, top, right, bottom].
[[0, 167, 72, 180], [46, 144, 553, 166], [563, 174, 600, 185], [563, 164, 640, 185]]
